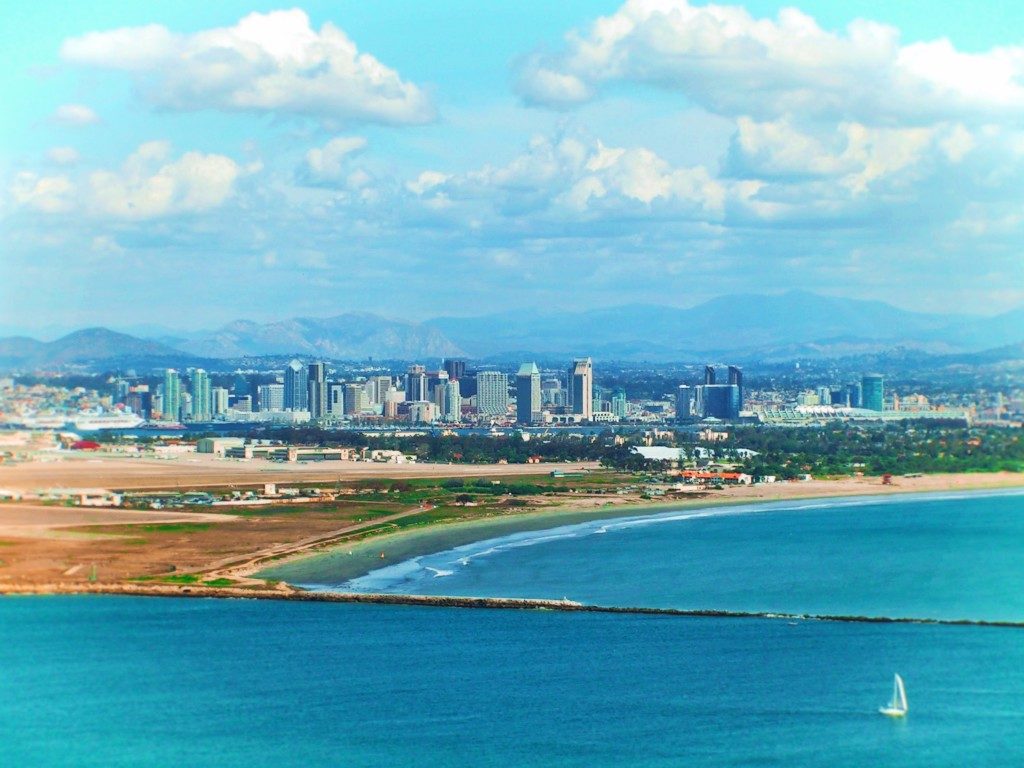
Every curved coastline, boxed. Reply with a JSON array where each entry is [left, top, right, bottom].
[[257, 483, 1024, 589]]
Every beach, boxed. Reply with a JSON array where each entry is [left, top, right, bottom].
[[0, 468, 1021, 593]]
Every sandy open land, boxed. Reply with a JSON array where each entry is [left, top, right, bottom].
[[0, 468, 1020, 591], [0, 454, 601, 491]]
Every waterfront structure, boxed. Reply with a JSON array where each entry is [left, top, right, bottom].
[[284, 360, 308, 411], [162, 369, 181, 422], [476, 370, 509, 416], [862, 374, 885, 411], [516, 363, 541, 424], [190, 369, 211, 421], [211, 386, 229, 416], [307, 362, 327, 419], [257, 384, 285, 412], [569, 358, 594, 420]]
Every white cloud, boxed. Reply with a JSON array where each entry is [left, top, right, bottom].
[[516, 0, 1024, 124], [303, 136, 367, 181], [53, 104, 99, 125], [409, 132, 725, 220], [91, 235, 125, 255], [10, 172, 75, 213], [61, 10, 435, 125], [47, 146, 81, 165], [87, 141, 241, 218]]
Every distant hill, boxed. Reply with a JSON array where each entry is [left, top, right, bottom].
[[3, 292, 1021, 369], [172, 313, 464, 360], [0, 328, 205, 370], [428, 290, 1022, 360]]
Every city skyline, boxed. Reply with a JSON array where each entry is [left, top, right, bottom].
[[5, 0, 1024, 333]]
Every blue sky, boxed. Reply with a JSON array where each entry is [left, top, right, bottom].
[[3, 0, 1024, 336]]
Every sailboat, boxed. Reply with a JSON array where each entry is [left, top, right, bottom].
[[879, 673, 908, 717]]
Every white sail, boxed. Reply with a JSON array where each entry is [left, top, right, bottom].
[[879, 673, 908, 717]]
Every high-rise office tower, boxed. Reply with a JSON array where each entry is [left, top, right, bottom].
[[307, 362, 327, 418], [284, 360, 308, 411], [327, 382, 345, 416], [516, 363, 541, 424], [179, 391, 193, 421], [441, 379, 461, 421], [476, 371, 508, 416], [847, 382, 863, 408], [727, 366, 743, 410], [676, 385, 695, 422], [862, 374, 884, 411], [704, 365, 716, 386], [190, 369, 211, 421], [258, 383, 285, 412], [405, 365, 427, 402], [343, 383, 366, 415], [443, 358, 466, 382], [701, 384, 741, 420], [211, 387, 229, 416], [429, 371, 450, 408], [611, 389, 627, 419], [163, 369, 181, 422], [570, 358, 594, 420]]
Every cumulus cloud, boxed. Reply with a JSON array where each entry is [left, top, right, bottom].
[[53, 104, 99, 125], [302, 136, 368, 182], [408, 132, 725, 221], [87, 141, 240, 218], [10, 172, 76, 213], [61, 10, 435, 125], [516, 0, 1024, 124], [10, 142, 242, 219]]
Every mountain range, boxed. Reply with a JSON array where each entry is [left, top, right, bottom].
[[1, 291, 1022, 369]]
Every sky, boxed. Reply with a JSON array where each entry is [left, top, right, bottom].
[[3, 0, 1024, 336]]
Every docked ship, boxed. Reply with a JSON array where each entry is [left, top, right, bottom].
[[66, 413, 145, 431]]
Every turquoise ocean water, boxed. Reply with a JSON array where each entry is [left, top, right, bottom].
[[2, 490, 1024, 766], [324, 490, 1024, 622]]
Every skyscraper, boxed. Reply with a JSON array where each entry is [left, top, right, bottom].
[[704, 365, 716, 385], [476, 371, 508, 416], [847, 382, 863, 408], [327, 382, 345, 416], [190, 369, 211, 421], [441, 379, 461, 422], [284, 360, 308, 411], [258, 383, 285, 412], [701, 384, 741, 420], [611, 389, 627, 419], [344, 383, 366, 415], [163, 369, 180, 422], [676, 385, 695, 422], [862, 374, 884, 411], [405, 365, 427, 402], [516, 363, 541, 424], [211, 387, 229, 416], [443, 358, 466, 382], [570, 358, 593, 420], [307, 362, 327, 418], [728, 365, 743, 410]]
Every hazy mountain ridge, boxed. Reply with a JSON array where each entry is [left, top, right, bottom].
[[0, 328, 205, 369], [1, 292, 1021, 370]]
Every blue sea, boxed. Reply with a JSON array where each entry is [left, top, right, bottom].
[[3, 489, 1024, 766]]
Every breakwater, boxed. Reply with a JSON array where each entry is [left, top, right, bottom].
[[3, 582, 1023, 629]]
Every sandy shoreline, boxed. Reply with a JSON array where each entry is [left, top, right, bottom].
[[255, 472, 1024, 586]]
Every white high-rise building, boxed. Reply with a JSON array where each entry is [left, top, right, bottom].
[[570, 358, 593, 421], [190, 369, 211, 421], [212, 387, 229, 416], [475, 371, 508, 416], [258, 383, 285, 412]]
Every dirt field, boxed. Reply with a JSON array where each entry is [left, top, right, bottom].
[[0, 454, 601, 491]]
